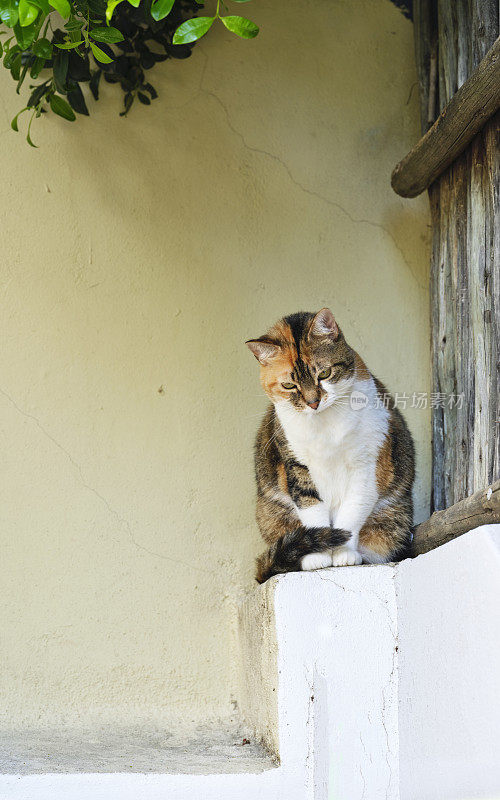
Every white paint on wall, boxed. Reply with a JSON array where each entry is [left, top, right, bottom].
[[274, 567, 400, 800], [240, 564, 401, 800], [239, 526, 500, 800], [0, 770, 288, 800], [397, 525, 500, 800]]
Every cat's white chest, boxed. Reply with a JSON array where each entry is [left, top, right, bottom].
[[276, 388, 388, 517], [277, 404, 358, 509]]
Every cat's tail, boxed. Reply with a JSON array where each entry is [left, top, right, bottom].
[[255, 526, 350, 584]]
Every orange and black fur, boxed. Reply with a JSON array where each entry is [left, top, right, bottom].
[[246, 309, 415, 583]]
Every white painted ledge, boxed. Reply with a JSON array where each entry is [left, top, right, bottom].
[[2, 525, 500, 800], [239, 524, 500, 800], [239, 560, 400, 800]]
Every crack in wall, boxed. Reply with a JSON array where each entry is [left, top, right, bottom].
[[380, 574, 400, 800], [196, 61, 425, 293], [360, 762, 367, 800], [311, 567, 400, 798], [305, 668, 315, 798], [162, 48, 209, 111], [313, 570, 399, 641], [0, 385, 219, 577]]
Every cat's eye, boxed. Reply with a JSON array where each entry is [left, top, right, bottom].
[[281, 382, 296, 390], [317, 367, 332, 380]]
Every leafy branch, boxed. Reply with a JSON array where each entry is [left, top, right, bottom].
[[173, 0, 258, 44], [0, 0, 259, 144]]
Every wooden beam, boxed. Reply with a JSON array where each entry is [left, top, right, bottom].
[[412, 480, 500, 556], [391, 36, 500, 198]]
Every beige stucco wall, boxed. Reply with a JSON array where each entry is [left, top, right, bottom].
[[0, 0, 430, 731]]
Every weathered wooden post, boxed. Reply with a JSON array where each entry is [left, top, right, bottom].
[[391, 1, 499, 552]]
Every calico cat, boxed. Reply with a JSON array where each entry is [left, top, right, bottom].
[[246, 308, 415, 583]]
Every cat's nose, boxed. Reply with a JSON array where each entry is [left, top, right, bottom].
[[306, 400, 319, 410]]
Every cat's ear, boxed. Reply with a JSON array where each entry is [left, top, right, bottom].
[[246, 338, 281, 365], [309, 308, 340, 340]]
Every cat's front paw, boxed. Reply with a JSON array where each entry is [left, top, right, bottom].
[[301, 550, 333, 571], [331, 546, 362, 567]]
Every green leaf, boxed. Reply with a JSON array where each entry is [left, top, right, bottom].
[[11, 105, 28, 131], [28, 0, 49, 15], [220, 14, 258, 38], [89, 40, 113, 63], [119, 89, 133, 116], [26, 110, 37, 146], [126, 0, 140, 7], [64, 17, 84, 30], [27, 80, 48, 106], [105, 0, 122, 21], [10, 50, 22, 78], [48, 0, 70, 18], [18, 0, 38, 26], [16, 59, 29, 91], [3, 43, 20, 67], [32, 36, 52, 57], [89, 67, 101, 99], [55, 39, 84, 48], [29, 55, 44, 77], [49, 92, 76, 120], [172, 16, 214, 45], [142, 81, 157, 99], [150, 0, 174, 22], [0, 0, 19, 28], [13, 20, 39, 48], [67, 82, 89, 115], [53, 49, 68, 91], [90, 25, 123, 43]]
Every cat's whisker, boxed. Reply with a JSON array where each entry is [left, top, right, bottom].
[[263, 435, 278, 454], [263, 430, 280, 455]]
